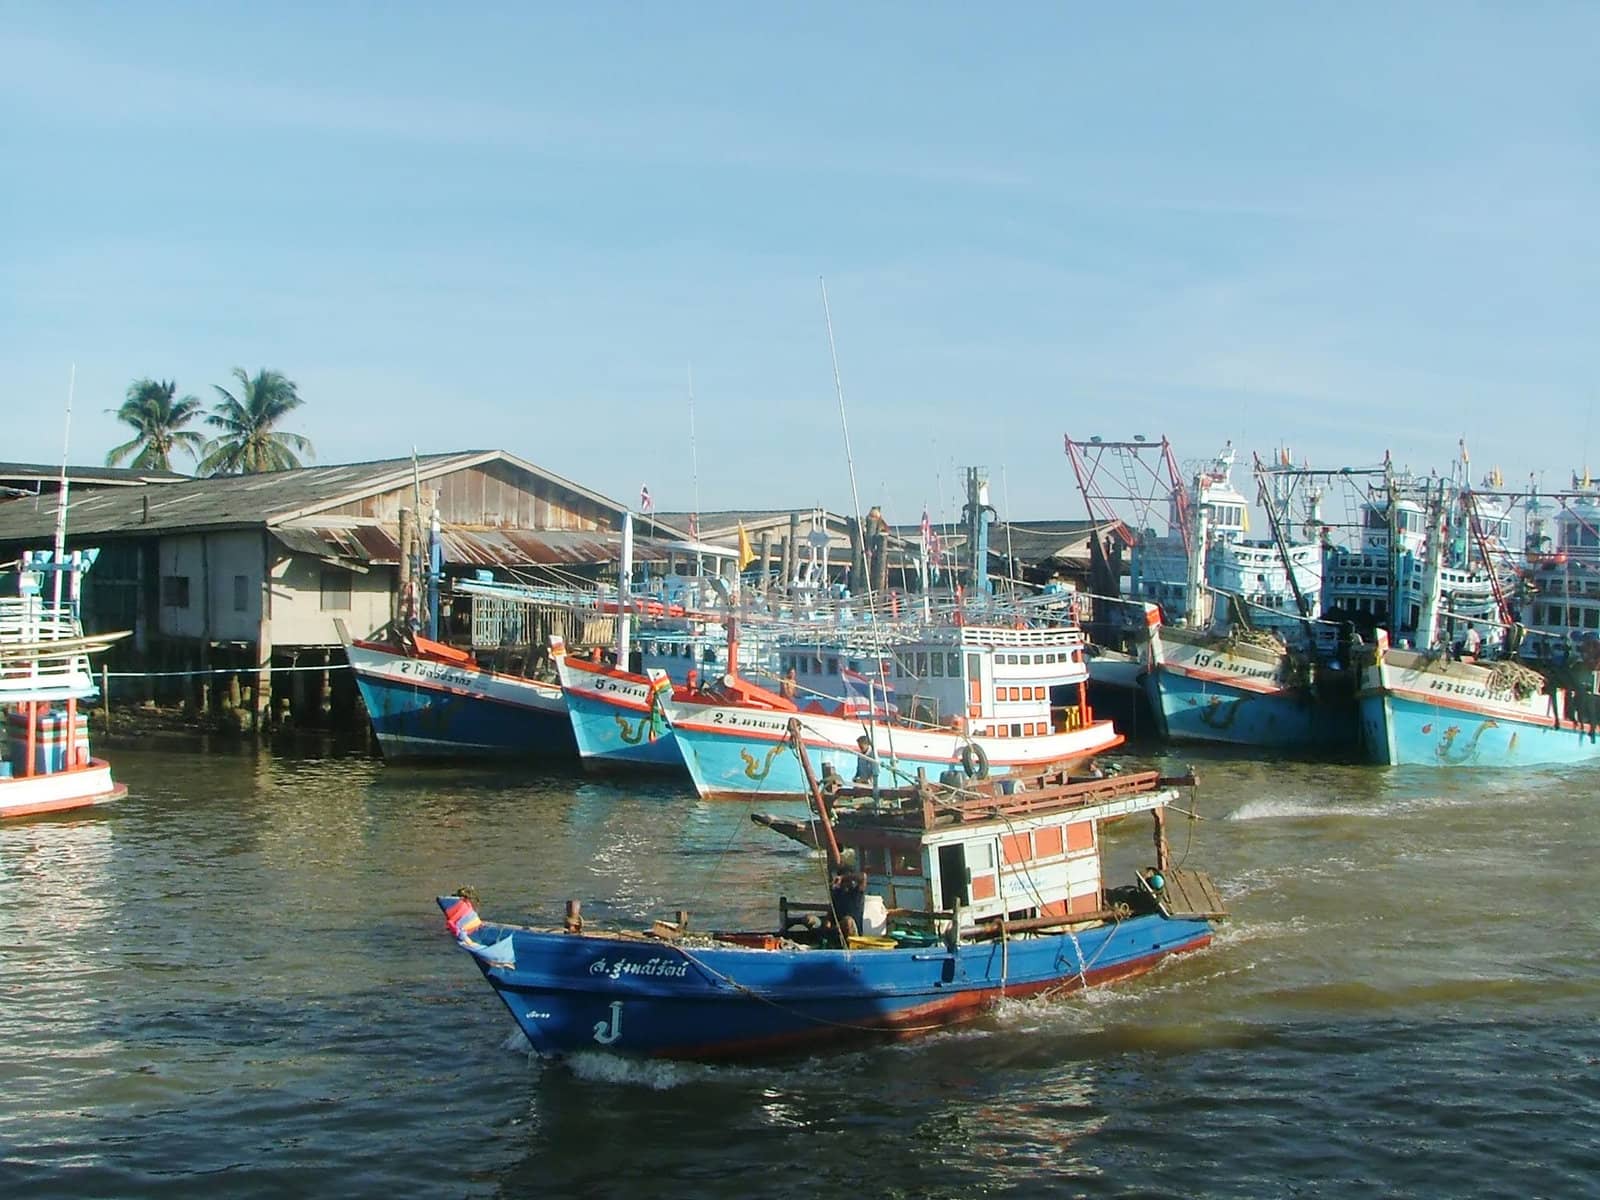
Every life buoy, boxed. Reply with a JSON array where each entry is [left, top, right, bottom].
[[960, 742, 989, 779]]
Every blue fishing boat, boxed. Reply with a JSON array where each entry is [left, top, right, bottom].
[[338, 623, 576, 761], [1357, 471, 1600, 766], [437, 731, 1224, 1060], [553, 648, 683, 771]]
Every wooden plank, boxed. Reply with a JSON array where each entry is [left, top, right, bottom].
[[1148, 867, 1227, 920]]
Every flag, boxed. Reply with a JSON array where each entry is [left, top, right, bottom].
[[737, 521, 756, 569], [639, 484, 652, 512], [920, 509, 932, 547], [687, 512, 698, 540], [840, 667, 897, 717]]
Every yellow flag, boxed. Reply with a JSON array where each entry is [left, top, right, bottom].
[[737, 521, 756, 569]]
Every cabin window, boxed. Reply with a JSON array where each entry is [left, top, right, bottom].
[[891, 847, 922, 875], [931, 654, 944, 677], [1011, 723, 1023, 737], [1009, 687, 1021, 701], [947, 652, 960, 676], [161, 575, 190, 609], [232, 574, 249, 612], [915, 652, 928, 676], [828, 657, 839, 674], [319, 569, 352, 612], [994, 688, 1005, 704], [937, 844, 969, 909]]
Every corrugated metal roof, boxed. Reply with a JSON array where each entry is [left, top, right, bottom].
[[0, 450, 645, 542], [0, 462, 188, 486], [275, 523, 688, 569]]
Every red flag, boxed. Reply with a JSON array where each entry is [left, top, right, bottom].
[[639, 484, 652, 513]]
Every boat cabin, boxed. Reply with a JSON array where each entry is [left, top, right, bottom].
[[778, 623, 1094, 737], [819, 770, 1182, 935]]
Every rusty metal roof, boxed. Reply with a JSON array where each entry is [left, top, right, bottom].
[[276, 523, 689, 568], [0, 451, 650, 542]]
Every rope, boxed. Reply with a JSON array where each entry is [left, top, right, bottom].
[[671, 941, 953, 1037], [102, 662, 352, 680]]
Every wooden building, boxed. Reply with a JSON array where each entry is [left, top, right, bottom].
[[0, 451, 691, 727]]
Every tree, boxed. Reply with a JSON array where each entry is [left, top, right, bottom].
[[105, 378, 205, 472], [199, 367, 316, 475]]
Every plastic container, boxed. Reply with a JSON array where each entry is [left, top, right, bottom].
[[6, 709, 90, 773]]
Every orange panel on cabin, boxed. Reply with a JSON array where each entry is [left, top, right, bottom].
[[971, 873, 997, 901], [1040, 898, 1069, 917], [1034, 826, 1064, 857], [1066, 821, 1094, 852], [1001, 832, 1031, 863], [1070, 891, 1101, 914]]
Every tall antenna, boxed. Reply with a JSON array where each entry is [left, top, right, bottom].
[[687, 363, 700, 530], [52, 364, 75, 611], [1001, 464, 1017, 601], [820, 279, 865, 537], [820, 277, 895, 781]]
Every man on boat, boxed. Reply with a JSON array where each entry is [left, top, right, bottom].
[[1462, 624, 1481, 661], [853, 735, 877, 786], [829, 866, 868, 940]]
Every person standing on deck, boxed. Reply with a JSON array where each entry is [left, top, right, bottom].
[[853, 735, 877, 785]]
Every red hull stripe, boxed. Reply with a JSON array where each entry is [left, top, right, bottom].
[[667, 933, 1212, 1060]]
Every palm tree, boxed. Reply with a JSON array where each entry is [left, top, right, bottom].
[[105, 379, 205, 472], [199, 368, 316, 475]]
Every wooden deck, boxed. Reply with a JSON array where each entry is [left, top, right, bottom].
[[1142, 867, 1228, 920]]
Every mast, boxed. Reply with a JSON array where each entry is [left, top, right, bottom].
[[962, 467, 994, 596], [1252, 453, 1316, 635], [1414, 477, 1447, 651], [617, 510, 634, 670], [52, 365, 75, 616]]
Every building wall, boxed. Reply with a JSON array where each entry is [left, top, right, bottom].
[[155, 531, 266, 642], [317, 462, 611, 531], [269, 554, 395, 646], [153, 532, 394, 647]]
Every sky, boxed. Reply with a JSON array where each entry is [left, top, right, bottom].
[[4, 3, 1598, 530]]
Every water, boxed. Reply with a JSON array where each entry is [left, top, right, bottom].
[[2, 740, 1597, 1198]]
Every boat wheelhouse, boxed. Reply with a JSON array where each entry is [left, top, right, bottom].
[[660, 619, 1121, 801]]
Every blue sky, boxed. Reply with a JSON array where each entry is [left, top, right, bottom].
[[4, 3, 1597, 528]]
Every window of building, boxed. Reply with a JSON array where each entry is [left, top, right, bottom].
[[233, 574, 249, 612], [161, 575, 190, 608], [319, 568, 352, 612]]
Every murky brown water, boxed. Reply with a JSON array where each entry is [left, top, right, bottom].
[[2, 739, 1596, 1197]]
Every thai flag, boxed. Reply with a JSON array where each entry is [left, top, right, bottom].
[[841, 667, 897, 716], [639, 484, 653, 512]]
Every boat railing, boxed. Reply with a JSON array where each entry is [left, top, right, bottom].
[[0, 597, 84, 646]]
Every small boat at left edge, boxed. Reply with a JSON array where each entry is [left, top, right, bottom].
[[1, 549, 129, 819]]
